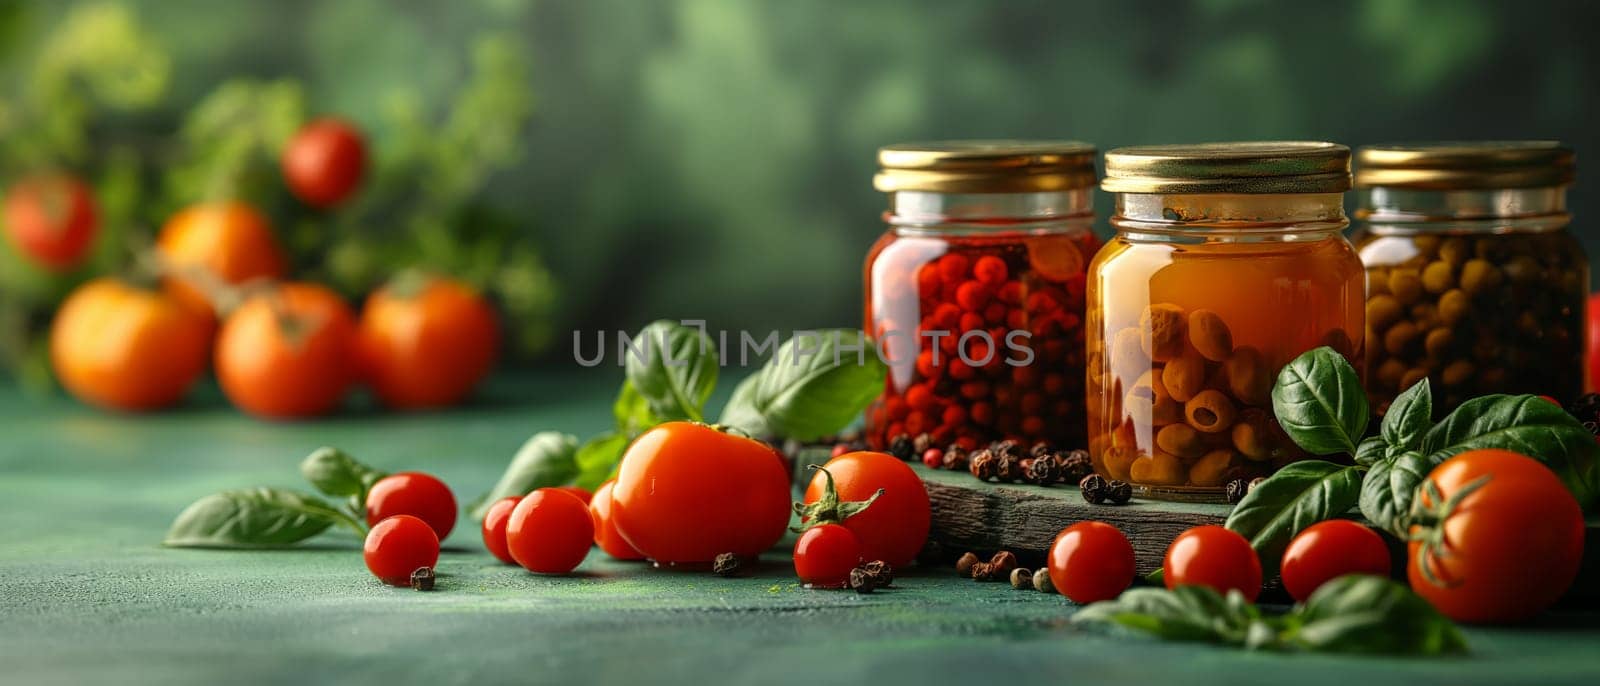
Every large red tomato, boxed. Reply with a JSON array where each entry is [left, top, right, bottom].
[[802, 451, 931, 567], [610, 422, 791, 563], [282, 117, 367, 207], [3, 175, 98, 271], [215, 282, 357, 418], [50, 278, 211, 411], [357, 274, 498, 410], [156, 202, 288, 314], [1407, 449, 1584, 624]]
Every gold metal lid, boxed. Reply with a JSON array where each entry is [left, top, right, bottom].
[[1101, 141, 1351, 194], [1355, 141, 1575, 190], [874, 140, 1097, 193]]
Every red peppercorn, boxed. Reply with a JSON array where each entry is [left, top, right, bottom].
[[905, 411, 928, 436], [959, 311, 985, 333], [905, 384, 935, 411], [970, 402, 995, 425], [932, 303, 962, 330], [916, 263, 941, 295], [959, 381, 989, 401], [921, 448, 944, 469], [937, 253, 970, 282], [1006, 309, 1027, 330], [942, 404, 968, 426], [997, 281, 1025, 305], [1021, 416, 1045, 437], [1025, 291, 1058, 313], [955, 281, 990, 311], [973, 255, 1008, 285], [984, 302, 1007, 326]]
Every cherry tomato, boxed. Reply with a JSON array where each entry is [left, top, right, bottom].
[[1163, 525, 1262, 601], [1407, 449, 1585, 624], [793, 524, 862, 588], [1048, 521, 1135, 604], [481, 496, 519, 564], [357, 275, 498, 410], [364, 514, 440, 586], [802, 451, 931, 568], [1588, 292, 1600, 393], [366, 471, 458, 541], [282, 117, 367, 207], [589, 480, 644, 561], [50, 278, 211, 411], [215, 282, 357, 418], [611, 422, 790, 563], [156, 202, 288, 315], [2, 175, 97, 271], [1280, 520, 1391, 602], [506, 488, 594, 574]]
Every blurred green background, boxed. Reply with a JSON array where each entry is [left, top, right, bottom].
[[2, 0, 1598, 386]]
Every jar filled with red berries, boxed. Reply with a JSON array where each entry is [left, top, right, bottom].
[[864, 141, 1100, 452]]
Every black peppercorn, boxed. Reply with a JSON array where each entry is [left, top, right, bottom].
[[991, 439, 1025, 461], [849, 566, 878, 594], [987, 550, 1018, 578], [858, 560, 893, 588], [712, 552, 744, 577], [1225, 478, 1249, 504], [969, 562, 992, 580], [1058, 449, 1093, 484], [968, 449, 999, 481], [1029, 441, 1053, 459], [888, 434, 915, 461], [1567, 393, 1600, 438], [997, 453, 1026, 482], [942, 445, 970, 471], [1026, 454, 1062, 485], [1107, 480, 1133, 505], [912, 433, 934, 455], [1080, 473, 1109, 504], [410, 567, 435, 591]]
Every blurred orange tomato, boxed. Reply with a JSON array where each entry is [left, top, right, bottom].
[[282, 118, 367, 208], [156, 202, 288, 314], [358, 275, 499, 409], [216, 282, 356, 418], [3, 175, 98, 271], [50, 278, 211, 411]]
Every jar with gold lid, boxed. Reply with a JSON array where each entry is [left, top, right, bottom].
[[864, 141, 1100, 452], [1087, 142, 1364, 501], [1353, 142, 1584, 415]]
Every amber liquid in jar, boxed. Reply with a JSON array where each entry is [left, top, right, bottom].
[[865, 226, 1100, 450], [1087, 214, 1364, 500]]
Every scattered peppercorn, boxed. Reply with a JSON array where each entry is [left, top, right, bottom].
[[913, 433, 934, 455], [858, 559, 894, 588], [996, 453, 1026, 482], [1107, 480, 1133, 505], [1080, 473, 1109, 504], [969, 449, 999, 481], [1058, 449, 1093, 484], [410, 567, 435, 592], [712, 552, 744, 577], [969, 562, 993, 580], [888, 434, 915, 461], [1567, 393, 1600, 438], [987, 550, 1018, 577], [921, 448, 944, 469], [991, 439, 1025, 461], [1009, 567, 1033, 589], [1247, 477, 1266, 494], [1026, 453, 1061, 485], [1225, 478, 1249, 504], [1029, 441, 1053, 458], [849, 566, 878, 594], [1032, 567, 1055, 594], [942, 444, 970, 471], [955, 552, 981, 577]]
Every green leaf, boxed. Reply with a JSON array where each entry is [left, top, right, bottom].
[[163, 488, 352, 549], [1353, 435, 1389, 467], [612, 381, 659, 434], [1285, 575, 1468, 655], [573, 431, 632, 492], [1224, 460, 1362, 578], [624, 320, 718, 423], [1381, 378, 1433, 450], [1422, 394, 1599, 508], [469, 432, 579, 519], [718, 329, 887, 441], [1358, 450, 1433, 536], [1073, 586, 1267, 645], [299, 447, 386, 499], [1270, 347, 1369, 457]]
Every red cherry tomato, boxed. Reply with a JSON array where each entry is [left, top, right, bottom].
[[2, 175, 97, 271], [793, 524, 862, 588], [1279, 520, 1391, 602], [555, 486, 592, 505], [589, 481, 643, 561], [506, 488, 594, 574], [365, 472, 458, 541], [282, 117, 367, 207], [1407, 449, 1585, 624], [480, 496, 520, 565], [364, 514, 440, 586], [802, 451, 931, 568], [611, 422, 790, 563], [1048, 521, 1136, 604], [1164, 525, 1262, 602]]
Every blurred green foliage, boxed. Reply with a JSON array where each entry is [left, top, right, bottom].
[[2, 0, 1598, 388]]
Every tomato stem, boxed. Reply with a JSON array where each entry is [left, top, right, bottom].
[[1405, 473, 1492, 589], [791, 464, 882, 533]]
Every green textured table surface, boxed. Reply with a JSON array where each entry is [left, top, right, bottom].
[[4, 373, 1600, 686]]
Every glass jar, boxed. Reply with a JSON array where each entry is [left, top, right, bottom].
[[1353, 142, 1584, 415], [1088, 142, 1364, 501], [864, 141, 1101, 452]]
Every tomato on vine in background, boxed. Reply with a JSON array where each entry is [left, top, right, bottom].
[[215, 282, 357, 418], [156, 202, 288, 314], [282, 117, 367, 208], [2, 175, 98, 271], [50, 278, 211, 411], [357, 273, 499, 410]]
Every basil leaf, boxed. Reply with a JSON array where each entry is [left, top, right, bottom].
[[164, 488, 347, 548], [1286, 575, 1467, 655], [299, 447, 385, 499], [1358, 450, 1432, 536], [1423, 394, 1599, 508], [624, 320, 718, 422], [1270, 347, 1369, 456], [469, 432, 579, 519], [573, 431, 632, 491], [1353, 435, 1388, 467], [1381, 378, 1433, 450], [613, 381, 658, 435], [1074, 586, 1273, 647], [1224, 459, 1362, 578], [718, 329, 887, 441]]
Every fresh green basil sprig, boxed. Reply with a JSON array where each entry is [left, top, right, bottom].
[[164, 447, 385, 548], [1074, 574, 1467, 655], [470, 322, 888, 516]]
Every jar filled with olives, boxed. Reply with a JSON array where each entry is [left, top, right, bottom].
[[1087, 142, 1365, 501], [1354, 142, 1584, 415]]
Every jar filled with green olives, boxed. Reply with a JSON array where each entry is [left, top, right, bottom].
[[1353, 142, 1584, 415]]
